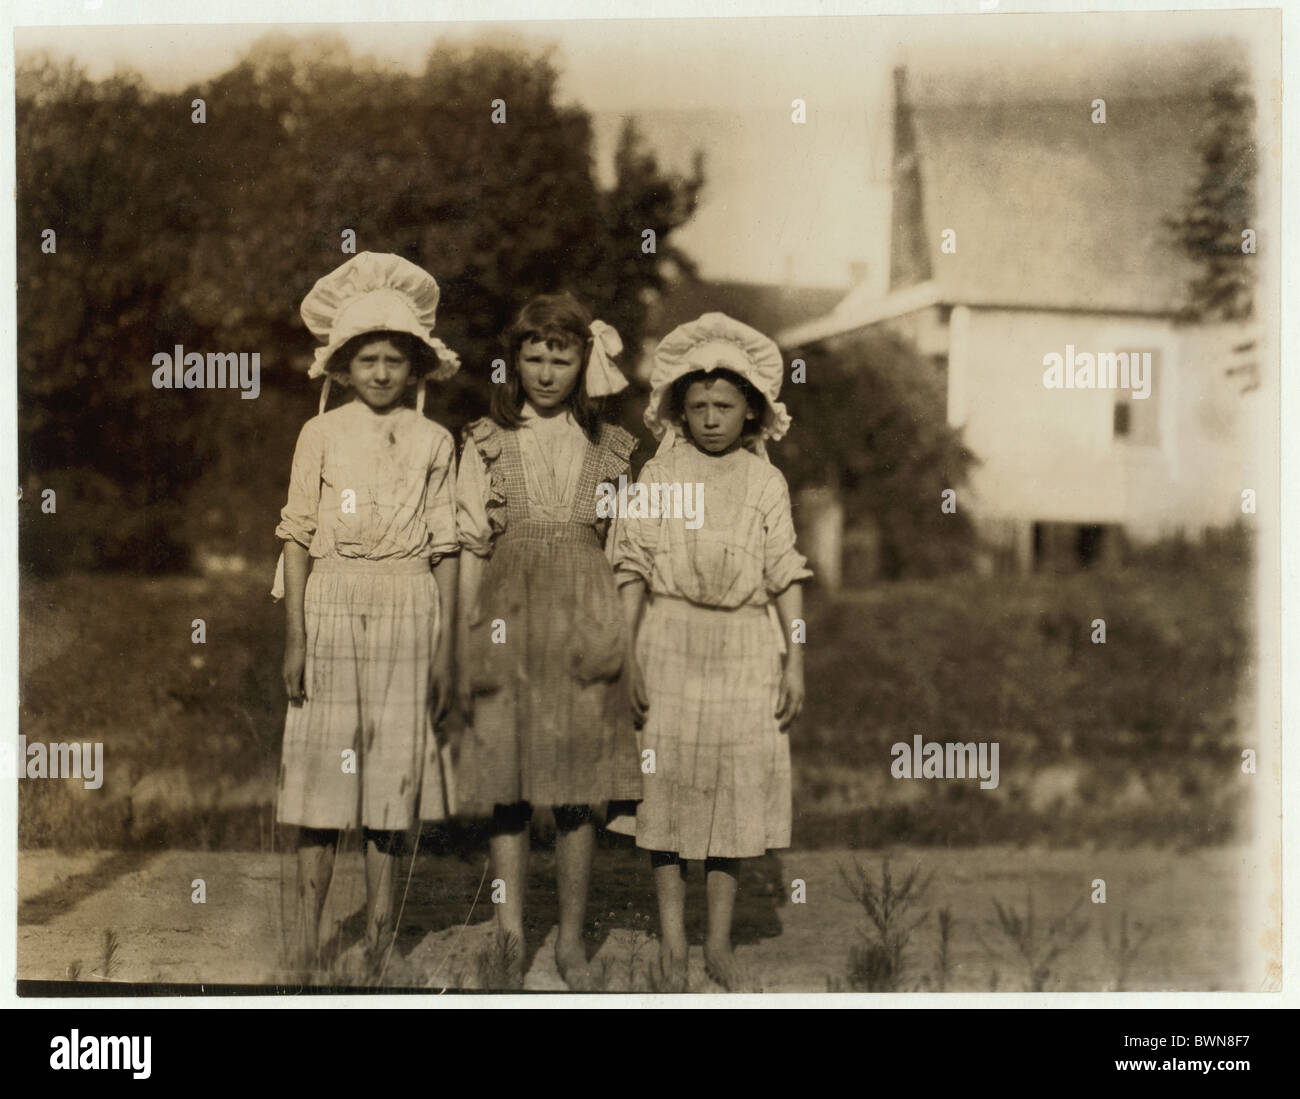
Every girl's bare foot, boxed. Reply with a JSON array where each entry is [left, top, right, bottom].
[[367, 943, 421, 986], [555, 937, 591, 990], [704, 941, 739, 991], [363, 922, 398, 974], [654, 946, 689, 993], [501, 958, 525, 988]]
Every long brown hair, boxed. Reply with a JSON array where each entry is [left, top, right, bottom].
[[489, 293, 604, 442]]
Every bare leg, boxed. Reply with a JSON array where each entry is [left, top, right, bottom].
[[363, 829, 403, 961], [295, 827, 337, 969], [651, 850, 689, 991], [704, 856, 740, 990], [488, 803, 529, 984], [553, 805, 595, 987]]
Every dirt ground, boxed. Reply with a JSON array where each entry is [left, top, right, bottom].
[[18, 842, 1251, 994]]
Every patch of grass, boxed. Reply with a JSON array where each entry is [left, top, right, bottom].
[[19, 571, 282, 851], [589, 923, 665, 994], [266, 935, 436, 990], [800, 532, 1252, 847], [18, 527, 1252, 850]]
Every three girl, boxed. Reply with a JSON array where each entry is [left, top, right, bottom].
[[277, 255, 806, 991]]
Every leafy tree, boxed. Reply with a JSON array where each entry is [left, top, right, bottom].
[[591, 120, 705, 442], [1165, 68, 1256, 323], [782, 329, 976, 579], [595, 119, 705, 362], [16, 34, 704, 572], [17, 58, 210, 571], [178, 36, 702, 417]]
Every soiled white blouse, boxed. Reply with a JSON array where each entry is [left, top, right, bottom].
[[456, 404, 593, 557], [609, 442, 812, 609], [276, 400, 458, 561]]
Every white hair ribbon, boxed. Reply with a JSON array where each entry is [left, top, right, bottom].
[[586, 320, 629, 397]]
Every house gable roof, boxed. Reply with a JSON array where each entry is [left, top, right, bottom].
[[778, 87, 1217, 348], [646, 275, 846, 341], [907, 98, 1203, 315]]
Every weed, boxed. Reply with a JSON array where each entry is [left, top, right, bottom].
[[1101, 909, 1156, 991], [624, 928, 647, 986], [846, 942, 896, 991], [588, 954, 618, 992], [474, 931, 522, 990], [94, 929, 122, 981], [838, 857, 933, 991], [623, 910, 660, 992], [976, 891, 1089, 991], [935, 907, 954, 991]]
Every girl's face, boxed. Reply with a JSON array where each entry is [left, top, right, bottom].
[[346, 338, 412, 412], [682, 375, 755, 455], [518, 337, 583, 414]]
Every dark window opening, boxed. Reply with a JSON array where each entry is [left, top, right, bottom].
[[1075, 524, 1107, 566], [1033, 521, 1119, 571]]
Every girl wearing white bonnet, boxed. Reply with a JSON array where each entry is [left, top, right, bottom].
[[607, 311, 811, 990], [273, 252, 461, 975]]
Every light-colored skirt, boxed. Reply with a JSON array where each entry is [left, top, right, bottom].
[[607, 596, 792, 859], [276, 557, 455, 831]]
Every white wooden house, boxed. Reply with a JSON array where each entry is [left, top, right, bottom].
[[779, 69, 1261, 579]]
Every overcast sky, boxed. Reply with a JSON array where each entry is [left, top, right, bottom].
[[15, 12, 1269, 290]]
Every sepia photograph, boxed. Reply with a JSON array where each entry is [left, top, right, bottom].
[[9, 4, 1283, 1000]]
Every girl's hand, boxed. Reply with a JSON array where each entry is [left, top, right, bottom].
[[429, 647, 453, 725], [455, 667, 474, 724], [283, 634, 307, 705], [776, 662, 805, 732], [627, 654, 650, 727]]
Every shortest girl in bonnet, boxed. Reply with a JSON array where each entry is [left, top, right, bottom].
[[273, 252, 462, 974], [608, 312, 811, 991]]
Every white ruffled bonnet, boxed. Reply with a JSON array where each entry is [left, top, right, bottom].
[[644, 312, 791, 449], [300, 252, 460, 383]]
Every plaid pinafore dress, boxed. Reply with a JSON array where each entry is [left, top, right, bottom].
[[455, 418, 642, 815]]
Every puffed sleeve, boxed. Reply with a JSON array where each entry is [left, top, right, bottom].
[[761, 466, 813, 596], [275, 417, 324, 549], [424, 428, 459, 560], [609, 457, 660, 587], [456, 434, 494, 557], [598, 423, 639, 564]]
